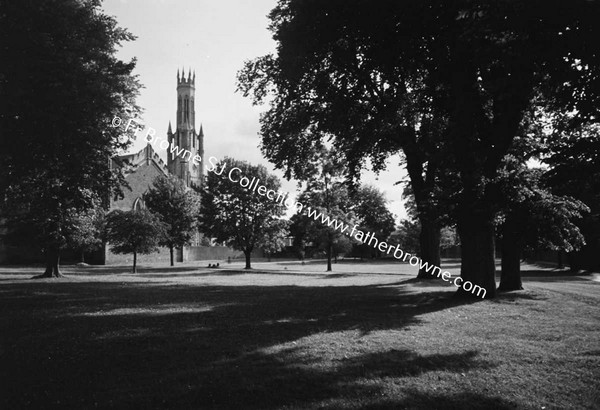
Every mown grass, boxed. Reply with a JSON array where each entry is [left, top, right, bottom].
[[0, 261, 598, 409]]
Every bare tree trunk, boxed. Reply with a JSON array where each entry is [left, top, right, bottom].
[[326, 237, 332, 272], [35, 245, 63, 278], [169, 246, 174, 267], [417, 220, 441, 279], [557, 251, 564, 269], [567, 252, 581, 273], [132, 251, 137, 273], [456, 210, 496, 298], [244, 250, 251, 269], [499, 216, 523, 291]]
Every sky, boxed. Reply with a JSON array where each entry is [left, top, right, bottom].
[[102, 0, 408, 221]]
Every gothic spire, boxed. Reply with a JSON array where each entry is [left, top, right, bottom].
[[168, 121, 173, 134]]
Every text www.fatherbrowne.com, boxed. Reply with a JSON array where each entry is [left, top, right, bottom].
[[209, 159, 487, 299], [304, 208, 486, 298]]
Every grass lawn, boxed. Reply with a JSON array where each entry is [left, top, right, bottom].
[[0, 259, 598, 409]]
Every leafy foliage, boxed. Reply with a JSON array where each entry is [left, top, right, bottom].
[[260, 219, 290, 259], [144, 176, 201, 265], [388, 220, 459, 256], [352, 185, 396, 241], [198, 158, 287, 268], [65, 197, 106, 262], [105, 209, 166, 273], [0, 0, 141, 274], [497, 157, 588, 253], [238, 0, 600, 297], [541, 122, 600, 270], [288, 149, 356, 269]]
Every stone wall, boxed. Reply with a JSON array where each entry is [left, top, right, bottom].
[[186, 246, 262, 261], [104, 245, 262, 265], [105, 245, 173, 265]]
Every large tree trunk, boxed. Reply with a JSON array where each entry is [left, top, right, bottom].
[[132, 251, 137, 273], [567, 251, 580, 273], [417, 219, 441, 279], [456, 210, 497, 299], [169, 246, 174, 267], [35, 245, 63, 278], [499, 217, 524, 291], [557, 251, 563, 269], [244, 250, 251, 269], [80, 250, 85, 264], [326, 238, 332, 272]]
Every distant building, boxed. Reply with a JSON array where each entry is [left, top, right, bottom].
[[166, 69, 204, 189], [111, 69, 204, 213], [103, 70, 252, 265], [110, 144, 170, 212], [0, 70, 256, 265]]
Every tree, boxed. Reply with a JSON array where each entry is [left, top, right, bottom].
[[0, 0, 140, 277], [290, 149, 356, 271], [65, 197, 105, 263], [289, 213, 309, 260], [105, 209, 166, 273], [542, 122, 600, 272], [260, 219, 289, 261], [198, 158, 287, 269], [388, 220, 423, 256], [144, 176, 201, 266], [296, 187, 355, 269], [332, 234, 353, 262], [238, 0, 600, 298], [238, 1, 451, 282], [497, 160, 588, 291], [352, 185, 396, 259]]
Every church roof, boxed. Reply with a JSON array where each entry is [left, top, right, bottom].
[[112, 143, 169, 176]]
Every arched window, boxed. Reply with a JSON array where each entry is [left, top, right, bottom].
[[133, 197, 144, 211]]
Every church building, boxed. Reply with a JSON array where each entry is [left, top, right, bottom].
[[103, 70, 252, 265], [0, 70, 258, 265], [167, 69, 204, 189], [109, 69, 204, 212]]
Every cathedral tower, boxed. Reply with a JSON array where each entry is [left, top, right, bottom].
[[167, 68, 204, 188]]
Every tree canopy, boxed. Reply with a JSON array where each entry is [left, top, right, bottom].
[[238, 0, 600, 297], [105, 209, 166, 273], [0, 0, 140, 276], [144, 176, 201, 266], [199, 158, 287, 269]]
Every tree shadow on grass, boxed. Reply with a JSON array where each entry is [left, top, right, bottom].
[[1, 281, 492, 409], [360, 391, 519, 410], [175, 348, 497, 409], [520, 269, 591, 282]]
